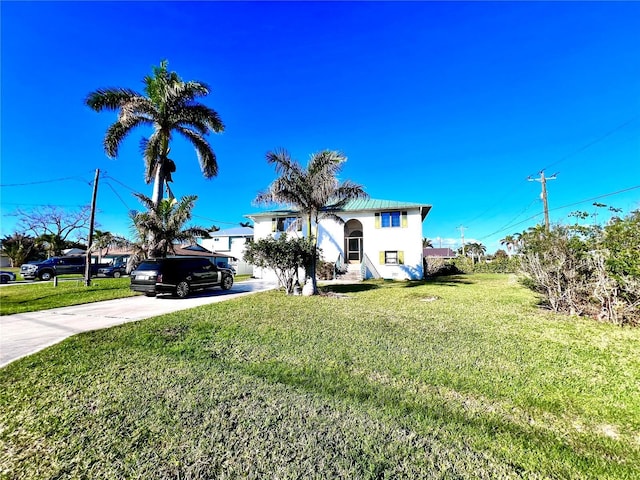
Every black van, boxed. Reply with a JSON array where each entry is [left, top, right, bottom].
[[130, 257, 234, 298]]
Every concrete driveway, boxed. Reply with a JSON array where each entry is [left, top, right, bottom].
[[0, 278, 277, 368]]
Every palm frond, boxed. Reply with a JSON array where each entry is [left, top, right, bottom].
[[103, 120, 145, 159], [175, 127, 218, 177], [84, 88, 141, 112]]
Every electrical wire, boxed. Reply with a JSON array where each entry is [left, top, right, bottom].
[[540, 115, 639, 172], [478, 184, 640, 241], [0, 175, 94, 187]]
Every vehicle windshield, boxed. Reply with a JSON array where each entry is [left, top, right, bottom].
[[136, 262, 160, 271]]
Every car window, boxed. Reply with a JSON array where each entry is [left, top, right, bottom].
[[136, 262, 160, 271]]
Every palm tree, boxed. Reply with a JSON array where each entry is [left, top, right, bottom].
[[466, 242, 486, 264], [131, 193, 210, 258], [499, 234, 515, 257], [255, 148, 368, 294], [422, 238, 433, 248], [85, 60, 224, 206]]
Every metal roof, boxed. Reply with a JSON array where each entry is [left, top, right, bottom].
[[246, 198, 432, 221]]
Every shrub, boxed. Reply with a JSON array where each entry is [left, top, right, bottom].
[[518, 211, 640, 326]]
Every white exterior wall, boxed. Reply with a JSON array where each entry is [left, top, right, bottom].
[[201, 236, 254, 275], [252, 206, 425, 281], [317, 208, 423, 280]]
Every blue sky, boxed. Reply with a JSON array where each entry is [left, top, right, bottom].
[[2, 1, 639, 253]]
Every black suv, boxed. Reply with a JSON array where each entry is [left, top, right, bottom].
[[20, 256, 105, 281], [130, 257, 234, 298]]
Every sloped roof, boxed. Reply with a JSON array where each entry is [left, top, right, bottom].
[[247, 198, 432, 221], [424, 247, 457, 258], [209, 226, 254, 237]]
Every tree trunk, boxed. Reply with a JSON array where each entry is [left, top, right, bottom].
[[152, 166, 164, 207]]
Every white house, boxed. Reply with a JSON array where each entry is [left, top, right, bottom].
[[247, 198, 431, 281], [199, 226, 254, 275]]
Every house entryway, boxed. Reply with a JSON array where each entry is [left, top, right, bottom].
[[344, 219, 363, 264]]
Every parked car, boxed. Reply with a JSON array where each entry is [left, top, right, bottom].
[[97, 262, 127, 278], [130, 257, 234, 298], [20, 256, 108, 281], [0, 271, 16, 284]]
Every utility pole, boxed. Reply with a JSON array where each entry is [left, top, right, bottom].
[[528, 170, 557, 232], [84, 169, 100, 286], [458, 225, 466, 256]]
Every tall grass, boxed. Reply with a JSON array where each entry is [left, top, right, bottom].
[[1, 274, 638, 478]]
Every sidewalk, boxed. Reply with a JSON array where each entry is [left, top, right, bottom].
[[0, 279, 277, 368]]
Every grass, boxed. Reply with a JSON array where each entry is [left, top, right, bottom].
[[1, 274, 639, 478], [0, 277, 138, 315], [0, 274, 253, 316]]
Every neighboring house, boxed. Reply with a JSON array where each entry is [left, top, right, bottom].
[[246, 198, 431, 281], [199, 227, 254, 275], [423, 247, 457, 259], [94, 244, 234, 269], [0, 255, 11, 268]]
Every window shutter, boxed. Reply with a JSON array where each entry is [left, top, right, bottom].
[[398, 251, 404, 264], [379, 251, 385, 264], [297, 218, 302, 231], [401, 211, 408, 228], [375, 213, 381, 229], [271, 218, 276, 233]]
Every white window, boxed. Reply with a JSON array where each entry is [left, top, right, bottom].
[[272, 217, 302, 232]]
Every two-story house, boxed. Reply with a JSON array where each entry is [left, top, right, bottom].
[[247, 198, 431, 280], [199, 226, 255, 275]]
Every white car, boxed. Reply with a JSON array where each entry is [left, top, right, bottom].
[[0, 271, 16, 284]]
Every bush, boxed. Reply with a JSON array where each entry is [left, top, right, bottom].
[[518, 211, 640, 326], [317, 261, 336, 280]]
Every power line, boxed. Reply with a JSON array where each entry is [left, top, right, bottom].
[[192, 214, 243, 227], [463, 116, 638, 228], [478, 184, 640, 241], [540, 115, 639, 172], [103, 181, 133, 211], [0, 175, 94, 187]]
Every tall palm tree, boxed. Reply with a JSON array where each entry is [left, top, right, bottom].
[[255, 148, 368, 294], [422, 238, 433, 248], [85, 60, 224, 206], [131, 193, 210, 258], [466, 242, 486, 264], [499, 234, 515, 257]]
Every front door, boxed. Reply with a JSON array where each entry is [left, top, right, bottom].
[[347, 237, 362, 263]]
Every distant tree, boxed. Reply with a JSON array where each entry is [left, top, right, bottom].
[[86, 60, 225, 206], [90, 230, 129, 261], [255, 148, 367, 294], [499, 235, 515, 257], [131, 193, 210, 258], [12, 205, 91, 256], [239, 221, 253, 229], [422, 238, 433, 248], [493, 249, 509, 260], [466, 242, 486, 264], [0, 233, 43, 266]]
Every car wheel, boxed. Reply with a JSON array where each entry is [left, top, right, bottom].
[[144, 292, 156, 297], [40, 271, 53, 281], [221, 274, 234, 290], [175, 281, 190, 298], [113, 271, 122, 278], [0, 275, 8, 284]]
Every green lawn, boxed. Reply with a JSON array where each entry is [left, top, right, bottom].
[[0, 274, 253, 315], [0, 277, 138, 315], [1, 274, 638, 478]]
